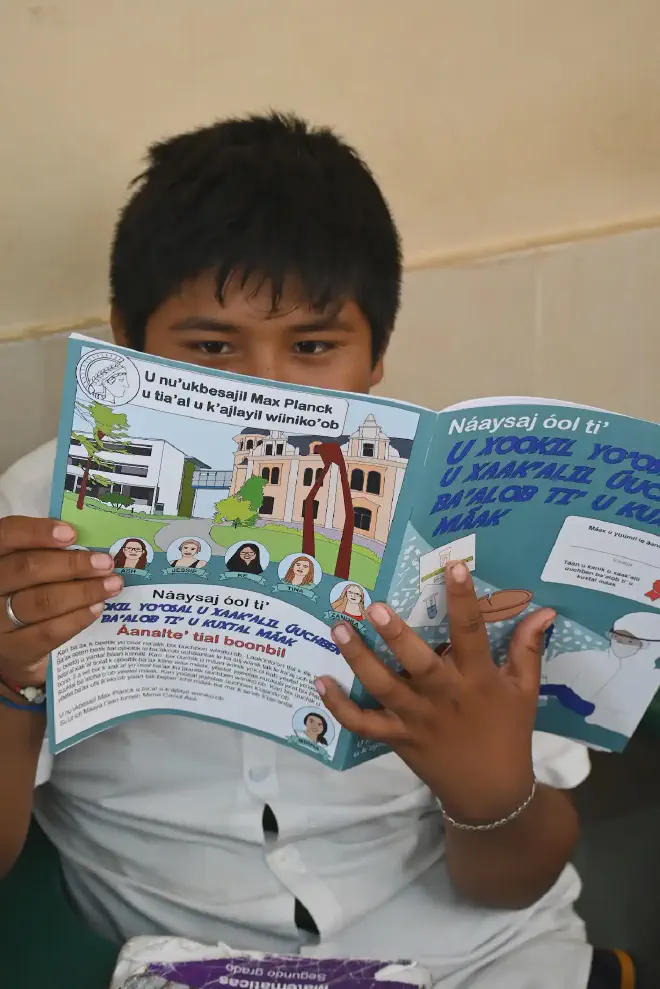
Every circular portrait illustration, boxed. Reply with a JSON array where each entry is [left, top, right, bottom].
[[166, 537, 212, 570], [110, 536, 154, 570], [76, 350, 140, 407], [329, 580, 371, 621], [277, 553, 322, 588], [292, 706, 336, 749], [224, 540, 270, 575]]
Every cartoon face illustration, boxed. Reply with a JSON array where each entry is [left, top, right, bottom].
[[225, 542, 265, 575], [173, 539, 208, 568], [284, 556, 315, 586], [77, 350, 140, 407], [332, 582, 366, 619], [303, 712, 329, 746], [602, 613, 660, 669], [608, 626, 648, 659], [179, 539, 201, 559], [86, 356, 128, 402], [114, 538, 149, 569], [105, 368, 129, 400], [292, 705, 336, 752], [542, 611, 660, 737]]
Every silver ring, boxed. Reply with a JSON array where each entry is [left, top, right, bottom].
[[5, 594, 28, 629]]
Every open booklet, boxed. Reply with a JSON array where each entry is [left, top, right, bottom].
[[47, 334, 660, 764]]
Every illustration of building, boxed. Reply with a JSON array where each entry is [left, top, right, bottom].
[[230, 414, 411, 545], [66, 436, 209, 515], [190, 467, 234, 518]]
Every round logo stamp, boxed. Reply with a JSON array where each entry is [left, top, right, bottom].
[[76, 350, 140, 406]]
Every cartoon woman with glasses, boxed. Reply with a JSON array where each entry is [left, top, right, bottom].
[[113, 538, 149, 570], [225, 542, 265, 575], [331, 583, 366, 620]]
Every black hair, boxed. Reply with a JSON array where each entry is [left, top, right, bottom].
[[304, 711, 328, 746], [110, 112, 401, 362], [225, 542, 264, 575]]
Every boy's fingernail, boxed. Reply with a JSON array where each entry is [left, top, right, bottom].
[[90, 602, 105, 615], [332, 623, 352, 645], [104, 575, 123, 594], [53, 524, 75, 543], [91, 553, 113, 570], [541, 613, 556, 632], [449, 561, 469, 583], [315, 678, 327, 697], [368, 603, 391, 627]]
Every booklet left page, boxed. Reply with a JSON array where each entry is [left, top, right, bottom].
[[47, 336, 432, 765]]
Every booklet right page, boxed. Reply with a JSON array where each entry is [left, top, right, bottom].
[[386, 401, 660, 751]]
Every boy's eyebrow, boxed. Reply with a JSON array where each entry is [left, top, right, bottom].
[[169, 314, 354, 334], [291, 315, 354, 333], [170, 317, 240, 333]]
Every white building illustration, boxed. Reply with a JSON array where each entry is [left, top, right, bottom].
[[66, 436, 209, 515]]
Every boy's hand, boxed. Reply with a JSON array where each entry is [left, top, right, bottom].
[[318, 563, 554, 824], [0, 517, 122, 688]]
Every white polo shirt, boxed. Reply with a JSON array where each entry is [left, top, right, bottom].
[[0, 443, 593, 989]]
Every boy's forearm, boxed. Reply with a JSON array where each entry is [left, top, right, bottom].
[[0, 689, 44, 878], [444, 784, 579, 910]]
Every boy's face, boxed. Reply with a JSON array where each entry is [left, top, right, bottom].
[[112, 271, 384, 394]]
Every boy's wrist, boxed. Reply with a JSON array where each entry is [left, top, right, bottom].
[[0, 677, 46, 708], [0, 680, 28, 703], [434, 764, 537, 827], [440, 776, 537, 831]]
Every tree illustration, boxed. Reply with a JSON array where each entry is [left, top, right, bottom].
[[101, 490, 134, 511], [239, 475, 267, 511], [214, 476, 267, 528], [90, 474, 112, 494], [71, 402, 130, 510], [215, 495, 258, 528]]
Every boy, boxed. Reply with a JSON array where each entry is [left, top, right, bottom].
[[0, 113, 617, 988]]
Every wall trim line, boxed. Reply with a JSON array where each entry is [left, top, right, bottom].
[[2, 214, 659, 343]]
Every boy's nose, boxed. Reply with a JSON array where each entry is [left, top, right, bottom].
[[241, 345, 290, 384]]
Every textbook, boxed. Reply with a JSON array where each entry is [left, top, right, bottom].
[[48, 334, 660, 762], [111, 938, 431, 989]]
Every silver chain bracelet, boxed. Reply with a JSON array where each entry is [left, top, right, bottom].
[[441, 777, 537, 832]]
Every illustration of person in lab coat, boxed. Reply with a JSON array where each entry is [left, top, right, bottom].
[[541, 612, 660, 737]]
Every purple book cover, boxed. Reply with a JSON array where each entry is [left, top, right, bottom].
[[122, 955, 422, 989]]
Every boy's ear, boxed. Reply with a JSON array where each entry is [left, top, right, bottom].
[[110, 304, 128, 347], [370, 355, 384, 388]]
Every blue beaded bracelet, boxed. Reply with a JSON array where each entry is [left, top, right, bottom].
[[0, 693, 46, 714]]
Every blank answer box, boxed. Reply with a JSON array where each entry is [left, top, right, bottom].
[[542, 516, 660, 607]]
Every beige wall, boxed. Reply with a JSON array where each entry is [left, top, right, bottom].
[[379, 226, 660, 417], [1, 1, 660, 469], [2, 0, 660, 335]]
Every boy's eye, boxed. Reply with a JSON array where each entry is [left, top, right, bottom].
[[194, 340, 232, 355], [293, 340, 334, 355]]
